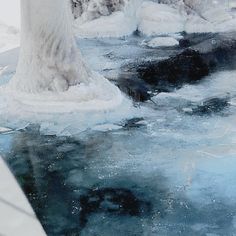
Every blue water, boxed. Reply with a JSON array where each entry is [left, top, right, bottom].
[[1, 36, 236, 236]]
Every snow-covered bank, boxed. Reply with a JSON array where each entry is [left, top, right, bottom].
[[0, 157, 46, 236], [137, 2, 185, 36], [0, 1, 235, 40], [74, 0, 236, 38], [75, 11, 137, 38], [138, 1, 236, 35]]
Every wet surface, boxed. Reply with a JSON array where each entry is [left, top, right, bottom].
[[1, 33, 236, 235], [2, 118, 236, 236]]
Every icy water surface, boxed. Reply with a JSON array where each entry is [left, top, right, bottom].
[[1, 35, 236, 235]]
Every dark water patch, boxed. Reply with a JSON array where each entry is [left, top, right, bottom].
[[122, 117, 145, 129], [179, 32, 218, 48], [78, 187, 150, 228], [181, 97, 230, 116], [2, 128, 154, 235], [2, 127, 236, 235]]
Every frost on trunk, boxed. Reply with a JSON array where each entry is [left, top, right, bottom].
[[11, 0, 91, 93]]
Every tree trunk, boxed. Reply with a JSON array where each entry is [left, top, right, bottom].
[[11, 0, 91, 93]]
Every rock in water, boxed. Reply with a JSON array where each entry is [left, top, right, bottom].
[[137, 49, 209, 92]]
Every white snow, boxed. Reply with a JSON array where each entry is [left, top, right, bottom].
[[1, 73, 126, 113], [0, 0, 235, 41], [145, 36, 179, 48], [75, 0, 141, 38], [137, 2, 185, 36], [0, 127, 12, 134], [0, 157, 46, 236], [74, 0, 236, 38], [75, 11, 137, 38]]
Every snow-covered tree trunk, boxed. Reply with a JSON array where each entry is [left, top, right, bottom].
[[11, 0, 91, 93]]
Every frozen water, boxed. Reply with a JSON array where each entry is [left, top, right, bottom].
[[1, 1, 236, 235], [1, 33, 236, 235]]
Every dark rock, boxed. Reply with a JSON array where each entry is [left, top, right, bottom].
[[135, 32, 236, 96], [137, 49, 209, 92], [133, 29, 142, 37], [116, 76, 152, 102]]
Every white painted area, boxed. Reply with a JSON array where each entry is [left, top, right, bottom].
[[0, 157, 46, 236]]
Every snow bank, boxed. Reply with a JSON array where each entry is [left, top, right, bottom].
[[137, 2, 184, 36], [75, 0, 236, 38], [185, 4, 236, 33], [74, 0, 141, 38], [2, 73, 125, 113], [75, 11, 137, 38], [138, 0, 236, 35]]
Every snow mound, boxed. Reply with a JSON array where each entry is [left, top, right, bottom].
[[184, 14, 215, 33], [74, 0, 140, 38], [144, 36, 179, 48], [1, 73, 124, 113], [137, 1, 236, 36], [137, 2, 184, 36], [185, 5, 236, 33], [0, 70, 139, 135], [75, 11, 137, 38]]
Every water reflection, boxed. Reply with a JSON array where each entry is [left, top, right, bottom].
[[2, 125, 236, 235]]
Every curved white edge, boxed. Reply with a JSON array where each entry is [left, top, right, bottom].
[[0, 157, 46, 236]]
